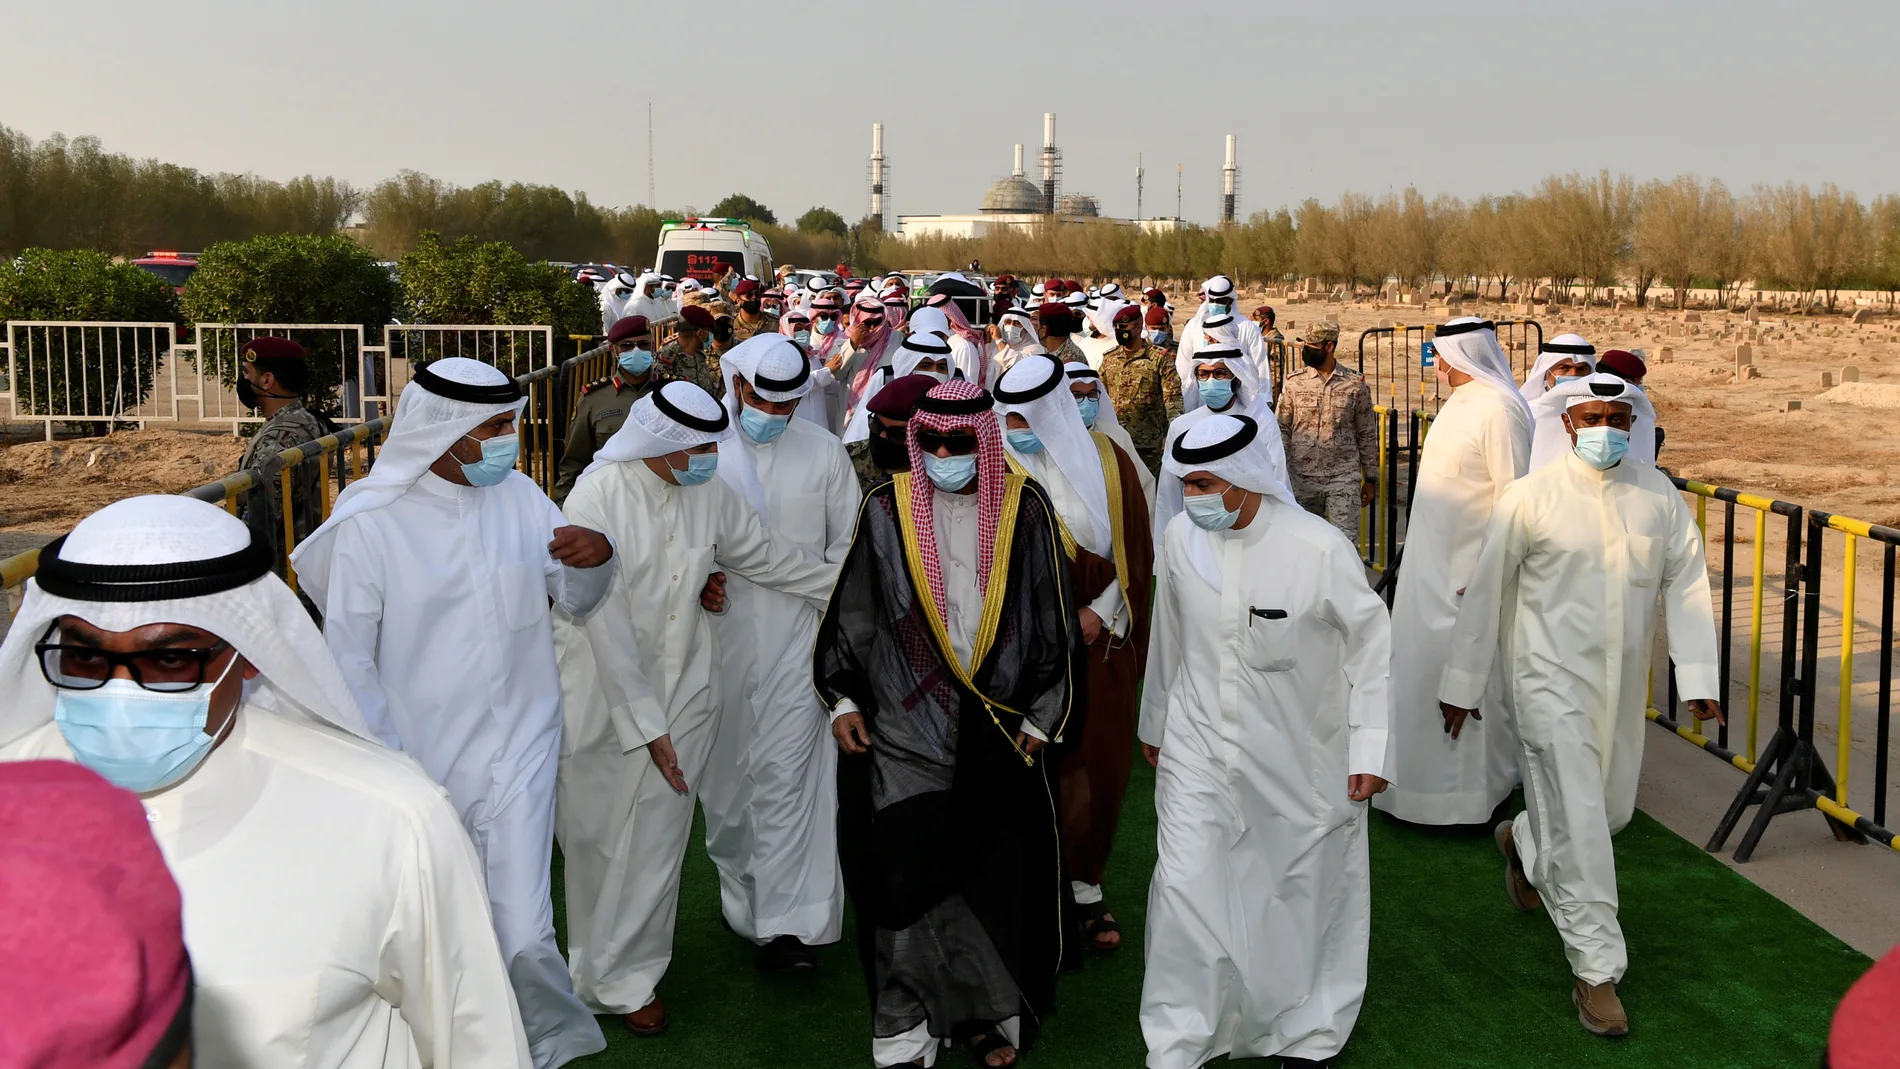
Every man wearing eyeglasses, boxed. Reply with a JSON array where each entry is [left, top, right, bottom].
[[0, 495, 533, 1067]]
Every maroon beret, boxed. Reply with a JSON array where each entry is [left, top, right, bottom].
[[867, 374, 940, 419], [1037, 303, 1070, 324], [1113, 304, 1143, 324], [240, 336, 304, 362], [1597, 349, 1647, 380], [607, 315, 650, 343], [0, 762, 191, 1069], [1144, 305, 1170, 327], [732, 278, 760, 298], [680, 305, 716, 329]]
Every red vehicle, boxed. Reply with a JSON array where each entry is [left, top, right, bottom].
[[131, 251, 200, 292]]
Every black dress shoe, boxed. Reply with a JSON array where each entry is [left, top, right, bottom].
[[755, 934, 817, 973]]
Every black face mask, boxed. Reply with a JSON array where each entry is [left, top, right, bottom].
[[711, 320, 734, 343], [236, 377, 291, 408], [870, 428, 911, 472], [1114, 328, 1138, 346], [741, 299, 762, 314], [1301, 346, 1329, 368]]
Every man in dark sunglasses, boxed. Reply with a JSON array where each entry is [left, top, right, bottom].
[[3, 495, 530, 1065]]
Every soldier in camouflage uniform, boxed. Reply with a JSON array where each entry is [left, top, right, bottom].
[[727, 278, 781, 344], [1097, 305, 1184, 473], [1035, 303, 1089, 367], [555, 315, 663, 503], [842, 372, 937, 493], [1275, 322, 1379, 546], [235, 337, 331, 581], [654, 303, 723, 396]]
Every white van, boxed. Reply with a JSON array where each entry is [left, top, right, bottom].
[[655, 218, 774, 285]]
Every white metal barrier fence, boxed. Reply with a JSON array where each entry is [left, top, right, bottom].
[[1, 322, 558, 437]]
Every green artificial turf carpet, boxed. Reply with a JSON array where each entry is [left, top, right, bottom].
[[556, 756, 1869, 1068]]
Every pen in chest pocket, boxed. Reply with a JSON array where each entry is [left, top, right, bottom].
[[1248, 606, 1288, 625]]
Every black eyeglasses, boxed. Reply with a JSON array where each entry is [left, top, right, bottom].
[[36, 631, 235, 693], [915, 430, 979, 456]]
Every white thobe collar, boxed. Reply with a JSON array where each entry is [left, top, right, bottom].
[[414, 469, 477, 501]]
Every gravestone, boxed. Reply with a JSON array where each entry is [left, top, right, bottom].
[[1818, 371, 1835, 387], [1682, 311, 1702, 323], [1841, 365, 1860, 382]]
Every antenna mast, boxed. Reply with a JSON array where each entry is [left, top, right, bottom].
[[1176, 163, 1183, 220], [1136, 153, 1144, 222]]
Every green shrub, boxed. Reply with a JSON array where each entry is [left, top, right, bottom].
[[396, 232, 597, 376], [180, 234, 398, 416], [0, 248, 178, 427]]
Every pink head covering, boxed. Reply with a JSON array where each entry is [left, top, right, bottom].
[[879, 282, 910, 331], [847, 295, 895, 403], [0, 761, 192, 1069], [906, 380, 1006, 622], [804, 291, 848, 361]]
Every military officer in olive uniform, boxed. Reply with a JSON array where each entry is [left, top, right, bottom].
[[1275, 321, 1379, 546], [555, 314, 662, 503], [235, 336, 332, 580], [1096, 304, 1183, 473], [654, 303, 723, 396]]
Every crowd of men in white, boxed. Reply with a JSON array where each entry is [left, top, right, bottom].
[[0, 271, 1720, 1069]]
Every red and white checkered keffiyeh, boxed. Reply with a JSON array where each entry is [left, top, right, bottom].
[[905, 379, 1006, 624]]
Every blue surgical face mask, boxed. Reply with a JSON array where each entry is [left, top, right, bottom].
[[618, 347, 654, 376], [922, 451, 977, 492], [54, 657, 239, 794], [1551, 372, 1586, 386], [672, 451, 719, 485], [741, 405, 791, 444], [1572, 425, 1630, 470], [1006, 428, 1045, 454], [1205, 300, 1230, 316], [1076, 396, 1100, 429], [1145, 328, 1167, 345], [1183, 489, 1242, 531], [460, 433, 519, 487], [813, 318, 838, 336], [792, 329, 812, 347], [1198, 378, 1235, 410]]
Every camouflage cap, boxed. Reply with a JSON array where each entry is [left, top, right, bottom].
[[1303, 321, 1340, 343]]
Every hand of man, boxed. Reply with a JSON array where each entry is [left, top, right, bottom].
[[1141, 743, 1160, 768], [832, 712, 873, 753], [1688, 698, 1726, 727], [1348, 774, 1390, 801], [1360, 478, 1378, 506], [825, 349, 847, 374], [647, 734, 688, 793], [700, 571, 728, 612], [1012, 731, 1047, 756], [1078, 607, 1104, 645], [549, 526, 613, 568], [1440, 701, 1481, 740]]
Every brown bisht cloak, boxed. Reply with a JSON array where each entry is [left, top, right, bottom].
[[1050, 434, 1156, 889]]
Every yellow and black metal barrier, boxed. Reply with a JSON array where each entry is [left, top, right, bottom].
[[0, 315, 682, 611], [1645, 479, 1897, 859], [1355, 320, 1543, 420]]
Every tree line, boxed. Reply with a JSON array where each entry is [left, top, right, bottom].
[[5, 125, 1898, 311], [0, 125, 854, 269], [871, 173, 1900, 312]]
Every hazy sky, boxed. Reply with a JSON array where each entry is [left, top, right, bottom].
[[5, 1, 1897, 226]]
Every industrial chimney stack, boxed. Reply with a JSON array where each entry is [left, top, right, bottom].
[[1013, 143, 1025, 178], [1039, 112, 1060, 215], [869, 123, 887, 226], [1221, 134, 1239, 225]]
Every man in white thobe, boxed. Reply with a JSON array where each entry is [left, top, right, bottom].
[[291, 358, 611, 1068], [1138, 413, 1392, 1069], [0, 495, 531, 1068], [551, 380, 839, 1036], [1528, 347, 1658, 473], [696, 336, 860, 972], [1172, 275, 1272, 405], [1439, 374, 1721, 1038], [1152, 347, 1287, 538], [1374, 317, 1533, 826]]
